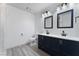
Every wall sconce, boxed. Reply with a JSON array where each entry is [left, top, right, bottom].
[[62, 3, 68, 9], [61, 3, 68, 7], [56, 3, 68, 11], [42, 11, 52, 18], [56, 3, 74, 12]]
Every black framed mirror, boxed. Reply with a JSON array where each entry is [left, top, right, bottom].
[[57, 9, 73, 28], [44, 16, 53, 29]]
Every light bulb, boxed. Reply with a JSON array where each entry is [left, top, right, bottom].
[[44, 12, 48, 17], [56, 7, 60, 11], [42, 14, 44, 18], [62, 3, 67, 9], [48, 11, 52, 16]]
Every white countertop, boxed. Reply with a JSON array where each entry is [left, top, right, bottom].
[[38, 33, 79, 41]]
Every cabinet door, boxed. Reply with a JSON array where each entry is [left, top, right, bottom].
[[48, 37, 60, 55], [42, 36, 50, 48], [50, 37, 60, 51], [62, 39, 79, 56], [42, 36, 60, 55], [38, 35, 43, 48], [38, 35, 48, 50]]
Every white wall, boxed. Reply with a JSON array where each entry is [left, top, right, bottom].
[[0, 4, 7, 55], [4, 5, 35, 49], [35, 4, 79, 38], [0, 4, 2, 51], [0, 4, 6, 51]]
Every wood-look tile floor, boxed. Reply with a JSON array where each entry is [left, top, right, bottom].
[[7, 44, 49, 56]]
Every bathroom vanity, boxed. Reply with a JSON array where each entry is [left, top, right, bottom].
[[38, 34, 79, 56]]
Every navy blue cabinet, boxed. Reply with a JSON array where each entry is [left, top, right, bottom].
[[38, 35, 79, 56], [62, 39, 79, 56], [38, 35, 61, 55]]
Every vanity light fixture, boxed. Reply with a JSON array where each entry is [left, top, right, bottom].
[[42, 11, 52, 18], [56, 3, 68, 11], [56, 3, 75, 12], [61, 3, 68, 7], [62, 3, 68, 9]]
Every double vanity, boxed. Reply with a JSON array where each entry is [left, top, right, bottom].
[[38, 34, 79, 56], [38, 8, 79, 56]]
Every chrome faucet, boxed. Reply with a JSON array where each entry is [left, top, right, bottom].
[[61, 31, 67, 36], [46, 30, 49, 34]]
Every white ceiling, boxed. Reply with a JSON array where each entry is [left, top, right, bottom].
[[7, 3, 60, 14]]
